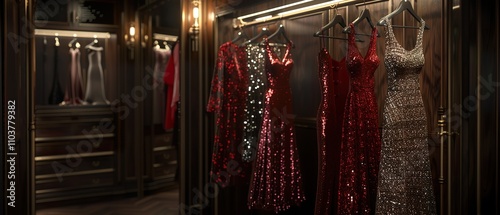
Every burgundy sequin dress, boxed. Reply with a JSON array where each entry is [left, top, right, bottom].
[[207, 42, 250, 187], [337, 24, 381, 214], [248, 40, 305, 213], [315, 45, 349, 215]]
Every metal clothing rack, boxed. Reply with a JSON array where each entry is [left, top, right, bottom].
[[34, 29, 111, 38], [153, 33, 178, 42], [235, 0, 388, 27]]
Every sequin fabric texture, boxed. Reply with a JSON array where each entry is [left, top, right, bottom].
[[248, 39, 305, 213], [241, 44, 267, 162], [315, 47, 349, 215], [337, 24, 381, 215], [375, 18, 437, 215], [207, 42, 250, 187]]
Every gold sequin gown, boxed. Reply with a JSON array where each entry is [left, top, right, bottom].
[[376, 18, 437, 214]]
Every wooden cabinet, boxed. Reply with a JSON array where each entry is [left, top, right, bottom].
[[34, 0, 120, 28], [34, 105, 119, 203]]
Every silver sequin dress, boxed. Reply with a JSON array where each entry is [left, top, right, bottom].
[[241, 44, 267, 162], [376, 18, 437, 214]]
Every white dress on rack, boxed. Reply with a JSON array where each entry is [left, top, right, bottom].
[[84, 44, 109, 105]]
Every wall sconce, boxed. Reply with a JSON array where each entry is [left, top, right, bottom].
[[126, 23, 136, 59], [189, 0, 200, 52]]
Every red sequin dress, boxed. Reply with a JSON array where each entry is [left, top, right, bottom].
[[315, 45, 349, 215], [337, 24, 381, 214], [207, 42, 250, 187], [248, 40, 305, 213]]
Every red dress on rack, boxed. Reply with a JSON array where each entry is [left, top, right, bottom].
[[315, 47, 349, 215], [248, 40, 305, 213], [207, 42, 250, 187], [337, 24, 381, 215]]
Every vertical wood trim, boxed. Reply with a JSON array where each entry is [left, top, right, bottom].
[[495, 1, 500, 214], [476, 1, 481, 213], [28, 0, 35, 214]]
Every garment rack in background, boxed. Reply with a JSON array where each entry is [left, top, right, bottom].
[[235, 0, 388, 28], [34, 29, 111, 38], [153, 33, 178, 42]]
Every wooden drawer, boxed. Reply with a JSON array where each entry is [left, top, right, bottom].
[[153, 133, 173, 148], [35, 120, 114, 139], [36, 171, 114, 191], [153, 148, 177, 164], [35, 138, 114, 157], [153, 163, 177, 179], [36, 156, 114, 176]]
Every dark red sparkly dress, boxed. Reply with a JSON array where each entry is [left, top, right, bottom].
[[337, 24, 381, 214], [315, 45, 349, 215], [248, 40, 305, 213], [207, 42, 250, 187]]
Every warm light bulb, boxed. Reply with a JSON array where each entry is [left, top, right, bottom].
[[129, 26, 136, 37], [193, 6, 199, 19]]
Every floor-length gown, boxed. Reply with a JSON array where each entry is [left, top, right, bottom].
[[62, 48, 84, 105], [248, 40, 305, 213], [315, 44, 349, 215], [84, 45, 109, 105], [240, 43, 267, 162], [376, 18, 437, 215], [337, 24, 381, 215], [152, 46, 170, 124], [207, 42, 250, 187], [48, 44, 64, 105]]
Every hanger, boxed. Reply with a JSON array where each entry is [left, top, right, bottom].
[[231, 30, 249, 44], [153, 40, 160, 49], [264, 24, 294, 48], [314, 5, 364, 42], [68, 38, 78, 48], [54, 37, 60, 47], [242, 27, 271, 46], [163, 41, 170, 49], [343, 0, 380, 37], [377, 0, 430, 29]]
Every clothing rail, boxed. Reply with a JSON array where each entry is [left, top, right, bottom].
[[235, 0, 388, 27], [153, 33, 178, 42], [34, 29, 111, 38]]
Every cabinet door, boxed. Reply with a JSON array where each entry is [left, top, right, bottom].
[[74, 0, 119, 26], [34, 0, 71, 24]]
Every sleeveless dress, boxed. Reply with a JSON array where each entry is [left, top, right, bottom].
[[62, 48, 84, 105], [248, 40, 305, 213], [207, 42, 250, 187], [84, 45, 109, 105], [337, 24, 381, 214], [376, 18, 437, 215], [315, 45, 349, 215]]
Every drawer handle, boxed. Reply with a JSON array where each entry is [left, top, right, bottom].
[[92, 141, 101, 148], [92, 161, 101, 167], [163, 153, 170, 159], [92, 178, 100, 184]]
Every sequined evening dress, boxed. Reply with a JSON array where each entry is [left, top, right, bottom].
[[375, 18, 437, 215], [207, 42, 250, 187], [241, 44, 267, 162], [248, 40, 305, 213], [337, 24, 381, 215], [315, 45, 349, 215]]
